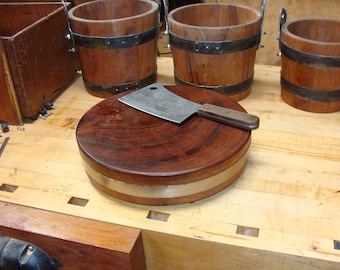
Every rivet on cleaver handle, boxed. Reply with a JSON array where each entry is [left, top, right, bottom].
[[118, 83, 259, 130]]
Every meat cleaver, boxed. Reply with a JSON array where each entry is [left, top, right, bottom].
[[118, 83, 259, 130]]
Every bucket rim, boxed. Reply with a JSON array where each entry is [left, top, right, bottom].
[[281, 18, 340, 46], [168, 3, 261, 31], [68, 0, 159, 23]]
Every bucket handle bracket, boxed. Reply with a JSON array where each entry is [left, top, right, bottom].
[[62, 0, 77, 53], [277, 8, 287, 56], [258, 0, 267, 49]]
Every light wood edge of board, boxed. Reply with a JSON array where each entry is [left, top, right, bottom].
[[82, 141, 250, 205]]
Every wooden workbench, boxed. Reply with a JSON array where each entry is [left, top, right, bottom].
[[0, 57, 339, 269]]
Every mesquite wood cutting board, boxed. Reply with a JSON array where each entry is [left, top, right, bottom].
[[76, 86, 251, 205]]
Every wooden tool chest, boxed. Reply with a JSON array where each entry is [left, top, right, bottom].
[[0, 2, 78, 125]]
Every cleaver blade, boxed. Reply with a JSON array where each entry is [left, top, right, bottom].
[[118, 83, 259, 130]]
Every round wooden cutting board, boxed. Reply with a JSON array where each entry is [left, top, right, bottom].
[[76, 86, 252, 205]]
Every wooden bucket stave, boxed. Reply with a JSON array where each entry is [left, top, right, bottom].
[[280, 17, 340, 112], [68, 0, 159, 97], [168, 3, 262, 101]]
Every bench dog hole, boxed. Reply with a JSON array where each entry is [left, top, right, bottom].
[[68, 197, 89, 207], [334, 240, 340, 250], [236, 225, 260, 237], [0, 183, 18, 193], [147, 211, 170, 222]]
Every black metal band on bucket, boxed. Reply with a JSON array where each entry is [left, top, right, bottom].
[[175, 73, 254, 96], [83, 72, 157, 95], [281, 76, 340, 102], [169, 32, 261, 54], [73, 26, 158, 49], [279, 39, 340, 68]]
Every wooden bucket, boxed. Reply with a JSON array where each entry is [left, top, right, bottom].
[[280, 13, 340, 113], [168, 3, 262, 101], [68, 0, 159, 97]]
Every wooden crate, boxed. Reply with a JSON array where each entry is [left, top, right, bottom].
[[0, 2, 78, 125]]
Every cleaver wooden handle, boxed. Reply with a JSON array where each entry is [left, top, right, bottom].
[[198, 104, 259, 130]]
